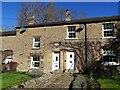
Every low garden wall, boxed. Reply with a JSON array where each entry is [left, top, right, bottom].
[[11, 71, 61, 88]]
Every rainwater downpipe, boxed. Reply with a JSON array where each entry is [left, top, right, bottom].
[[84, 23, 87, 69]]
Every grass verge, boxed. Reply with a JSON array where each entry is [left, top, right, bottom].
[[1, 71, 32, 89], [96, 74, 120, 89]]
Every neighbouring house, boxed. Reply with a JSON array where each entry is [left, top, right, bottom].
[[0, 50, 18, 71], [0, 13, 120, 73]]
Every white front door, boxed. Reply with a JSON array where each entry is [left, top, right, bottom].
[[66, 52, 75, 69], [52, 52, 60, 71]]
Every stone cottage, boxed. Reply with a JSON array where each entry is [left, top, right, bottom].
[[1, 15, 120, 73]]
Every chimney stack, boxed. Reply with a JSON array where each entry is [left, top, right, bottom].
[[65, 9, 70, 21]]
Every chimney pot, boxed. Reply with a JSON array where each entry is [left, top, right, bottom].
[[28, 16, 35, 25], [65, 9, 70, 21]]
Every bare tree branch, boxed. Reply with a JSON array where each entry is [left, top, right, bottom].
[[51, 40, 101, 74]]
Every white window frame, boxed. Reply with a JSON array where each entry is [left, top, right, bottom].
[[101, 49, 118, 65], [31, 56, 40, 68], [102, 49, 115, 56], [102, 23, 115, 38], [33, 37, 40, 49], [66, 26, 77, 39]]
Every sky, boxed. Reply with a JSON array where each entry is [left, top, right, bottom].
[[1, 2, 119, 31]]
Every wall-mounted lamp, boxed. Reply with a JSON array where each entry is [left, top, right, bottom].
[[76, 24, 85, 32], [80, 24, 85, 29], [20, 27, 26, 34]]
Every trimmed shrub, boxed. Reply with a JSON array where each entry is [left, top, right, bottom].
[[2, 63, 6, 72], [10, 62, 18, 71], [3, 62, 18, 71], [72, 74, 100, 89]]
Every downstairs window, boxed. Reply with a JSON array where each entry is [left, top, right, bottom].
[[31, 56, 40, 68], [101, 49, 118, 65]]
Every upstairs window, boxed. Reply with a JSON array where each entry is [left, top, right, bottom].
[[33, 37, 40, 48], [31, 56, 40, 68], [102, 23, 115, 38], [67, 26, 76, 39]]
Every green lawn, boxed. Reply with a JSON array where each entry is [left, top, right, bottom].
[[1, 72, 32, 89], [97, 74, 120, 89]]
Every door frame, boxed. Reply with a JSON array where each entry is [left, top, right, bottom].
[[52, 52, 60, 71], [66, 51, 75, 70]]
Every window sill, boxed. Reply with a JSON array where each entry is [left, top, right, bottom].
[[31, 67, 39, 69], [102, 37, 116, 39], [101, 62, 119, 66], [103, 54, 115, 56], [32, 48, 41, 50], [64, 38, 78, 40]]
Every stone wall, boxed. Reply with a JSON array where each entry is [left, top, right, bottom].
[[1, 21, 118, 73], [12, 72, 61, 88]]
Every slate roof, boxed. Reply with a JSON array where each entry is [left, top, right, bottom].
[[1, 16, 120, 36], [16, 16, 120, 29], [0, 31, 16, 36]]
